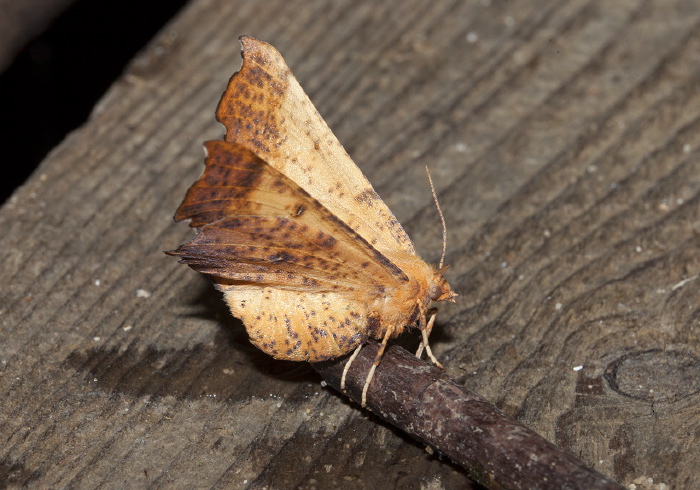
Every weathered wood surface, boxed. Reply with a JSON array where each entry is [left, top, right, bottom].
[[1, 0, 699, 488]]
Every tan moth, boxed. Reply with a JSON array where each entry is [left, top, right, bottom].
[[168, 36, 456, 406]]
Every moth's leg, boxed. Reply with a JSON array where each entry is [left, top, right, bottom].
[[341, 344, 363, 392], [420, 311, 444, 369], [415, 308, 444, 369], [414, 302, 430, 358], [361, 325, 395, 407]]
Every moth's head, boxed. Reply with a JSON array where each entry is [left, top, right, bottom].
[[429, 265, 457, 303]]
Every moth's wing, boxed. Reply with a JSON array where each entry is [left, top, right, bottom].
[[223, 288, 374, 362], [216, 35, 416, 258], [168, 140, 405, 361], [169, 140, 408, 293]]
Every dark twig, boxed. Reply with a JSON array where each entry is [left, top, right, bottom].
[[313, 341, 624, 490]]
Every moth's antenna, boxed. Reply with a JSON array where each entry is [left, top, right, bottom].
[[425, 166, 447, 270]]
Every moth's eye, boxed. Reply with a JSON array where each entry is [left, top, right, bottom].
[[429, 284, 443, 301]]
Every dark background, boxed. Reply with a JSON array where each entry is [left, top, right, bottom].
[[0, 0, 188, 204]]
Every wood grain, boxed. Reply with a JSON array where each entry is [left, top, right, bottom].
[[1, 0, 699, 488]]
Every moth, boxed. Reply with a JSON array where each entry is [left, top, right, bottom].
[[168, 36, 456, 406]]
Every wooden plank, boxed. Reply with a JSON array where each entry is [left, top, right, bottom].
[[1, 0, 699, 488]]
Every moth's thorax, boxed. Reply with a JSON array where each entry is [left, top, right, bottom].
[[368, 251, 449, 340]]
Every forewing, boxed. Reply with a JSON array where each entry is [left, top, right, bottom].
[[168, 140, 408, 293], [216, 36, 416, 257]]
